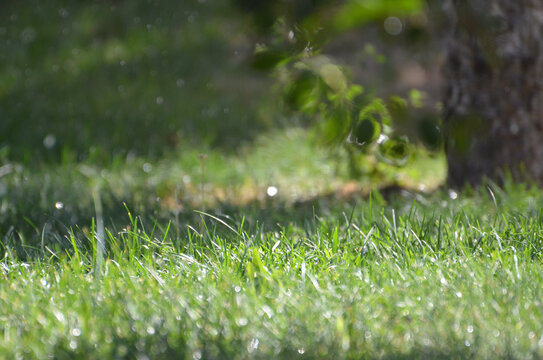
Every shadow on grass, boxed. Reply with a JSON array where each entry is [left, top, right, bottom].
[[1, 179, 419, 261]]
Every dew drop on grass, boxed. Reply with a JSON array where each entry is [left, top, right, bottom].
[[261, 305, 273, 319], [192, 350, 202, 360], [143, 163, 152, 173], [288, 30, 295, 40], [234, 285, 241, 293], [69, 340, 77, 350], [146, 326, 155, 335], [384, 16, 403, 36], [448, 190, 458, 200], [465, 340, 471, 347], [54, 310, 65, 323], [267, 186, 278, 197], [55, 201, 64, 210], [248, 338, 259, 353], [43, 134, 56, 149], [71, 328, 81, 337], [298, 348, 305, 354], [467, 325, 474, 333], [236, 317, 248, 326]]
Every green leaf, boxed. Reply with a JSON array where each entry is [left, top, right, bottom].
[[359, 98, 391, 126], [378, 136, 410, 166], [332, 0, 424, 32], [352, 115, 381, 146], [284, 70, 319, 111], [318, 63, 347, 93], [320, 105, 351, 145]]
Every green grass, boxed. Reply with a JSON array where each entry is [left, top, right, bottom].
[[2, 167, 543, 358], [0, 0, 273, 163], [4, 1, 535, 358], [0, 128, 445, 253]]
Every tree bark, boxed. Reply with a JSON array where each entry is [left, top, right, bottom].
[[443, 0, 543, 187]]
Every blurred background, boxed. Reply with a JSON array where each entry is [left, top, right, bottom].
[[0, 0, 446, 254]]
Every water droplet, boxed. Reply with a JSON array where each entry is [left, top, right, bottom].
[[377, 134, 388, 144], [71, 328, 81, 337], [261, 305, 273, 319], [236, 317, 248, 326], [510, 122, 519, 135], [267, 186, 278, 197], [297, 348, 305, 354], [143, 163, 152, 173], [146, 326, 155, 335], [43, 134, 56, 149], [448, 190, 458, 200], [248, 338, 259, 353], [384, 17, 403, 36], [58, 8, 69, 18], [69, 340, 78, 350], [176, 78, 185, 88], [55, 201, 64, 210], [234, 285, 241, 293], [192, 350, 202, 360], [54, 310, 65, 323], [156, 96, 164, 105], [440, 277, 448, 286], [467, 325, 474, 333], [455, 291, 462, 298], [20, 27, 36, 44], [464, 340, 471, 347], [288, 30, 295, 40]]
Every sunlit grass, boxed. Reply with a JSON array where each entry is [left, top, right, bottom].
[[0, 127, 446, 252], [2, 182, 543, 358]]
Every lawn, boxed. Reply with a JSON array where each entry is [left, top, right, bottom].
[[1, 135, 543, 358], [1, 1, 542, 358]]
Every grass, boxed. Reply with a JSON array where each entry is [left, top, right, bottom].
[[3, 1, 536, 358], [0, 128, 445, 253], [2, 148, 543, 359], [0, 0, 273, 162]]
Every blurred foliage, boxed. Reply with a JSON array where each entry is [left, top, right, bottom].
[[0, 0, 274, 164], [236, 0, 443, 178]]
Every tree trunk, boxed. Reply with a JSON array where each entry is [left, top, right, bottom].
[[443, 0, 543, 187]]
